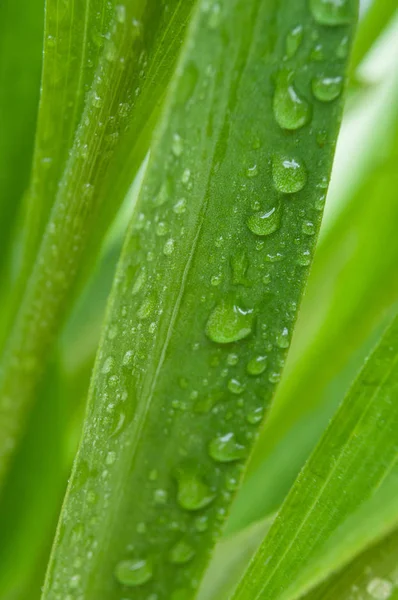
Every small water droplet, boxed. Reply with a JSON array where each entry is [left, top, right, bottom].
[[163, 238, 175, 256], [336, 35, 349, 58], [247, 407, 264, 425], [285, 25, 303, 58], [106, 451, 116, 465], [211, 274, 222, 286], [195, 515, 209, 532], [231, 252, 250, 286], [276, 327, 290, 349], [207, 2, 221, 29], [156, 221, 169, 236], [310, 0, 354, 26], [172, 133, 184, 157], [272, 155, 307, 194], [312, 75, 343, 102], [176, 473, 214, 511], [154, 178, 172, 206], [132, 267, 146, 295], [273, 71, 311, 130], [246, 164, 258, 178], [247, 355, 267, 375], [137, 296, 155, 319], [247, 205, 281, 237], [116, 4, 126, 23], [227, 378, 245, 394], [154, 488, 168, 505], [169, 540, 195, 564], [206, 301, 253, 344], [209, 433, 246, 463], [102, 356, 115, 374], [366, 578, 393, 600], [297, 249, 311, 266], [114, 559, 152, 587], [302, 221, 315, 235], [227, 353, 239, 366], [173, 198, 187, 214]]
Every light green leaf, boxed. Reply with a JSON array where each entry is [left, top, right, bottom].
[[0, 0, 194, 490], [351, 0, 397, 71], [42, 0, 357, 598], [231, 314, 398, 600]]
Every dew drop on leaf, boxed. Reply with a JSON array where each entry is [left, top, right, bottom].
[[208, 433, 246, 463], [173, 198, 187, 214], [272, 155, 307, 193], [247, 355, 267, 375], [273, 71, 311, 130], [310, 0, 354, 26], [205, 301, 253, 344], [176, 473, 214, 511], [169, 540, 195, 564], [194, 515, 209, 532], [366, 578, 394, 600], [302, 221, 315, 235], [247, 205, 281, 237], [163, 238, 175, 256], [276, 327, 290, 349], [312, 75, 343, 102], [246, 407, 264, 425], [114, 558, 152, 587], [172, 133, 184, 157], [285, 25, 303, 58], [227, 378, 245, 394]]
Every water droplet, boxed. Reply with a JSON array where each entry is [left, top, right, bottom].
[[302, 221, 315, 235], [116, 4, 126, 23], [176, 473, 214, 511], [169, 540, 195, 564], [312, 76, 343, 102], [154, 179, 171, 206], [106, 451, 116, 465], [137, 296, 155, 319], [195, 515, 209, 532], [123, 350, 134, 367], [228, 378, 245, 394], [285, 25, 303, 58], [247, 355, 267, 375], [247, 205, 281, 237], [206, 301, 254, 344], [297, 249, 311, 266], [211, 275, 221, 286], [132, 267, 146, 295], [247, 407, 264, 425], [273, 71, 311, 130], [173, 198, 187, 214], [207, 2, 221, 29], [246, 164, 258, 178], [276, 327, 290, 349], [310, 0, 354, 26], [114, 559, 152, 587], [154, 488, 168, 505], [172, 133, 184, 157], [227, 353, 239, 366], [209, 433, 246, 463], [231, 252, 250, 286], [272, 155, 307, 194], [156, 222, 169, 236], [163, 239, 175, 256], [367, 578, 393, 600], [336, 35, 349, 58], [102, 356, 115, 374]]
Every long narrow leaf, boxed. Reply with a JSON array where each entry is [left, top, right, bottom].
[[232, 314, 398, 600], [43, 0, 357, 598]]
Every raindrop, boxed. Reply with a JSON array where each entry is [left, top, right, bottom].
[[246, 407, 264, 425], [114, 559, 152, 587], [276, 327, 290, 349], [156, 222, 169, 236], [273, 71, 311, 130], [173, 198, 187, 214], [247, 355, 267, 375], [195, 515, 209, 532], [172, 133, 184, 157], [132, 267, 146, 295], [228, 379, 245, 394], [302, 221, 315, 235], [154, 179, 171, 206], [310, 0, 354, 26], [272, 155, 307, 194], [154, 489, 168, 505], [366, 578, 393, 600], [116, 4, 126, 23], [209, 433, 246, 463], [102, 356, 115, 374], [247, 205, 281, 237], [205, 301, 254, 344], [176, 473, 214, 511], [246, 164, 258, 178], [297, 249, 311, 266], [285, 25, 303, 58], [211, 275, 221, 286], [169, 541, 195, 564], [106, 451, 116, 465], [163, 239, 175, 256], [312, 76, 343, 102]]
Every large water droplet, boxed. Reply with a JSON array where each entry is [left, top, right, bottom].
[[176, 473, 214, 511], [272, 155, 307, 194], [247, 205, 281, 237], [310, 0, 354, 26], [273, 71, 311, 130], [209, 433, 246, 463], [169, 540, 195, 564], [114, 559, 152, 587], [206, 301, 253, 344], [312, 75, 343, 102], [366, 578, 393, 600]]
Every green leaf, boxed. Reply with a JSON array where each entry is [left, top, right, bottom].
[[231, 313, 398, 600], [303, 525, 398, 600], [42, 0, 357, 598], [0, 0, 44, 280], [229, 75, 398, 532], [351, 0, 397, 72], [0, 0, 194, 490]]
